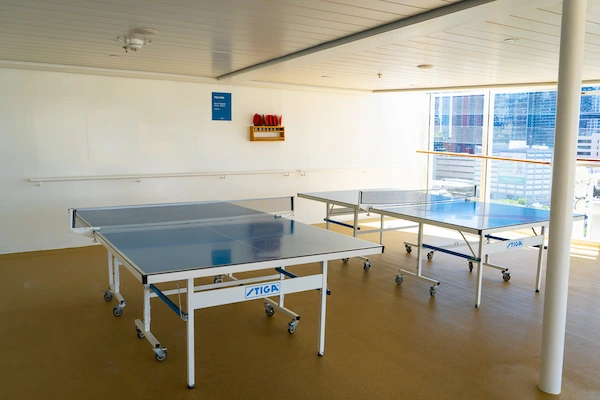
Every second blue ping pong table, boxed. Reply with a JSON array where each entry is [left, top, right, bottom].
[[70, 197, 383, 389], [298, 188, 581, 307]]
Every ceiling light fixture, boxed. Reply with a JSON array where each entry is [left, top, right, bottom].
[[503, 37, 519, 43], [321, 75, 332, 78], [108, 54, 121, 58], [417, 64, 434, 70]]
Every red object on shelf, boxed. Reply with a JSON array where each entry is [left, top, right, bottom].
[[252, 113, 283, 126]]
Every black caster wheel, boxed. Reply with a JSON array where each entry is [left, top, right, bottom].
[[287, 322, 297, 334], [155, 350, 167, 362]]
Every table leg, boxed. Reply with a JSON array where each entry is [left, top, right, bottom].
[[318, 260, 328, 356], [475, 234, 485, 308], [380, 214, 384, 244], [416, 223, 424, 277], [105, 251, 126, 316], [143, 285, 151, 332], [114, 257, 120, 294], [279, 267, 285, 308], [535, 225, 547, 292], [187, 277, 195, 389], [107, 251, 114, 288]]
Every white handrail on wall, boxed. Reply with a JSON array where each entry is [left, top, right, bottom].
[[28, 168, 369, 185]]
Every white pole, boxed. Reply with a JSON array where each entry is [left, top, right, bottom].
[[539, 0, 587, 394]]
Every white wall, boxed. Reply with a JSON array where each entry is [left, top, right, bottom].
[[0, 68, 429, 254]]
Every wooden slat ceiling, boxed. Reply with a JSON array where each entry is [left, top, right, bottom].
[[0, 0, 596, 91]]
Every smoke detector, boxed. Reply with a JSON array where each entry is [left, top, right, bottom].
[[116, 36, 152, 52]]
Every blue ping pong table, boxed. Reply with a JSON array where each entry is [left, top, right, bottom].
[[70, 197, 383, 389], [298, 189, 580, 307]]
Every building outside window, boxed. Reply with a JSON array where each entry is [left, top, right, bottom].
[[430, 93, 485, 191], [430, 87, 600, 241]]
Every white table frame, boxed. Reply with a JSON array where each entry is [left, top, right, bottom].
[[374, 206, 550, 307], [94, 230, 379, 389], [298, 192, 416, 270]]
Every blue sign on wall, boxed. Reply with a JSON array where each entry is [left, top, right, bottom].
[[212, 92, 232, 121]]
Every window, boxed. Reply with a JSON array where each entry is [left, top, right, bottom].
[[491, 91, 554, 206], [430, 93, 485, 191], [429, 87, 600, 241]]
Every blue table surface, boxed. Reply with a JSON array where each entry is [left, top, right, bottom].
[[299, 189, 454, 207], [89, 214, 381, 276], [373, 201, 552, 231]]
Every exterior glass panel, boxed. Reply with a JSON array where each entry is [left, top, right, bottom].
[[430, 88, 600, 241]]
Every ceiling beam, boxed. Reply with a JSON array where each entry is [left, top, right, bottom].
[[216, 0, 555, 83]]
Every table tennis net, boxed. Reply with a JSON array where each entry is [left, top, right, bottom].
[[358, 186, 476, 206], [73, 196, 294, 230]]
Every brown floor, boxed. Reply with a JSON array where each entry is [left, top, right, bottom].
[[1, 227, 599, 400]]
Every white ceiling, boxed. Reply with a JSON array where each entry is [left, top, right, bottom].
[[0, 0, 597, 91]]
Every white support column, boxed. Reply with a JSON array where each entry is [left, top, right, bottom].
[[325, 203, 330, 230], [317, 260, 328, 356], [380, 214, 385, 244], [352, 209, 359, 237], [539, 0, 587, 394], [186, 278, 195, 389]]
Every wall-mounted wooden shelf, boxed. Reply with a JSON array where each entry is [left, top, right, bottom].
[[250, 126, 285, 141]]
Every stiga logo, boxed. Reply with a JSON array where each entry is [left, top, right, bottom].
[[506, 240, 524, 249], [245, 282, 281, 299]]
